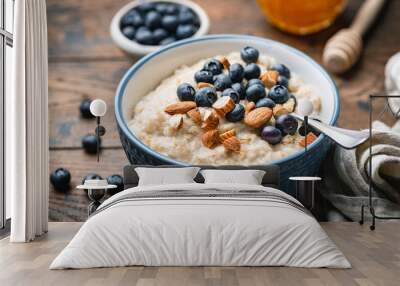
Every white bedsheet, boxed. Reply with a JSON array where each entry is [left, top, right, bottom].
[[50, 183, 350, 269]]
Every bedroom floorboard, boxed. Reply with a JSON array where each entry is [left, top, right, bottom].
[[0, 222, 399, 286]]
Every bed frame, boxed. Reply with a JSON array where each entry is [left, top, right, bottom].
[[123, 165, 280, 189]]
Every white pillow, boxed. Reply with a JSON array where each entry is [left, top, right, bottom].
[[200, 169, 266, 185], [135, 167, 200, 186]]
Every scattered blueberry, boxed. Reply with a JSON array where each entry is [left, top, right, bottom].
[[80, 99, 94, 119], [194, 70, 213, 83], [195, 87, 218, 107], [268, 85, 290, 104], [203, 59, 223, 76], [246, 84, 266, 102], [50, 168, 71, 191], [240, 46, 259, 63], [261, 126, 282, 145], [247, 78, 264, 87], [222, 88, 240, 103], [275, 114, 298, 135], [160, 36, 176, 45], [161, 15, 179, 32], [177, 83, 196, 101], [121, 26, 136, 39], [256, 97, 276, 108], [82, 173, 103, 192], [213, 74, 232, 91], [95, 125, 106, 137], [107, 174, 124, 195], [277, 75, 289, 88], [135, 27, 154, 45], [152, 28, 169, 43], [229, 63, 244, 83], [244, 63, 261, 80], [82, 134, 100, 154], [231, 82, 246, 99], [298, 119, 321, 136], [271, 63, 291, 79], [145, 11, 162, 29], [226, 104, 245, 122], [176, 24, 196, 39]]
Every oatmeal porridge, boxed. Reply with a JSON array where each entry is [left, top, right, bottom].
[[128, 47, 321, 164]]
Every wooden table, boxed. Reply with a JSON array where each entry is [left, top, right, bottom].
[[47, 0, 400, 221]]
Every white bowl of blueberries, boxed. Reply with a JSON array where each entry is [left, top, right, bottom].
[[110, 0, 210, 56]]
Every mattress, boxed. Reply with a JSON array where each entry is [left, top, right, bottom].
[[50, 183, 350, 269]]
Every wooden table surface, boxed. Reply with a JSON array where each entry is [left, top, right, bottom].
[[47, 0, 400, 221]]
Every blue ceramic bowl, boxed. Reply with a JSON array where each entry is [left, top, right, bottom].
[[115, 34, 340, 193]]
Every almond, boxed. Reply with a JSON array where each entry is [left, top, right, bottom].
[[187, 108, 202, 125], [299, 132, 317, 147], [202, 129, 220, 149], [245, 102, 256, 114], [260, 70, 279, 88], [273, 105, 290, 117], [197, 82, 214, 89], [219, 56, 231, 69], [223, 136, 241, 153], [244, 107, 273, 128], [219, 129, 236, 142], [167, 114, 184, 131], [165, 101, 196, 115], [201, 109, 219, 131], [213, 96, 235, 116]]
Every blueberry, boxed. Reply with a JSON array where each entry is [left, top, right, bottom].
[[137, 2, 156, 13], [271, 63, 291, 79], [203, 59, 223, 76], [226, 104, 245, 122], [131, 13, 144, 27], [240, 46, 259, 63], [165, 4, 178, 15], [176, 24, 196, 39], [145, 11, 162, 29], [261, 126, 282, 145], [178, 10, 195, 24], [213, 74, 232, 91], [298, 119, 321, 136], [244, 63, 261, 80], [135, 27, 154, 45], [120, 10, 143, 28], [177, 83, 196, 101], [50, 168, 71, 191], [82, 134, 100, 154], [277, 75, 289, 88], [256, 97, 276, 108], [194, 70, 213, 83], [229, 63, 244, 83], [152, 28, 169, 43], [107, 174, 124, 195], [268, 85, 290, 104], [247, 78, 264, 87], [121, 25, 135, 39], [155, 3, 169, 14], [231, 82, 246, 99], [246, 84, 266, 102], [159, 36, 176, 45], [275, 114, 298, 135], [161, 15, 179, 32], [195, 87, 218, 107], [80, 99, 94, 119], [222, 88, 240, 103]]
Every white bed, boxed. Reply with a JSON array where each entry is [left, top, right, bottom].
[[50, 183, 350, 269]]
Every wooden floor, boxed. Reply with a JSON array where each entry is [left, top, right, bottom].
[[1, 222, 399, 286]]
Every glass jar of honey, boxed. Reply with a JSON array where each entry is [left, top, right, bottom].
[[256, 0, 347, 35]]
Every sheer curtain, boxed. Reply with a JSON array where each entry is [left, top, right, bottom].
[[7, 0, 49, 242]]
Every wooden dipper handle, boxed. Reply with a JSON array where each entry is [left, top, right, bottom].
[[323, 0, 386, 74]]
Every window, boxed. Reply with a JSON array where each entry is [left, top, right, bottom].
[[0, 0, 14, 230]]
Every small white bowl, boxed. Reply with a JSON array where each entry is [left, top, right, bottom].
[[110, 0, 210, 56]]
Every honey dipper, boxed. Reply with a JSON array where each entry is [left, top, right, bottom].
[[323, 0, 386, 74]]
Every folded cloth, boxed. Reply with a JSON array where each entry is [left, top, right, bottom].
[[321, 121, 400, 221]]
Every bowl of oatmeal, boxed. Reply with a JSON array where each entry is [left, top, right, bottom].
[[115, 35, 340, 190]]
